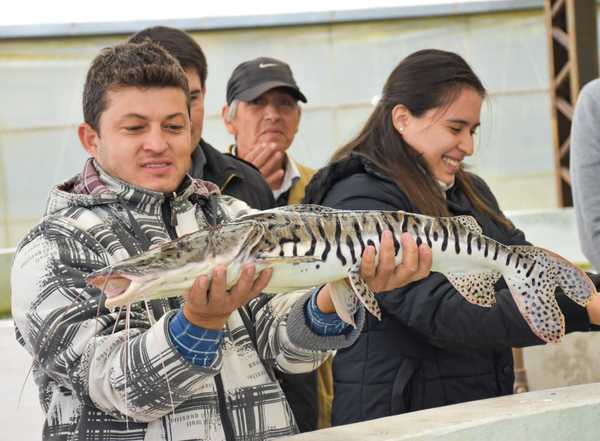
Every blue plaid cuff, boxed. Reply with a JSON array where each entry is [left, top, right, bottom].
[[305, 287, 352, 336], [169, 310, 224, 367]]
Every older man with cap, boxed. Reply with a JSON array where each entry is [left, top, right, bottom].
[[221, 57, 314, 206]]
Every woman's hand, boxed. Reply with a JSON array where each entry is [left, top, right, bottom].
[[317, 231, 432, 313], [361, 230, 432, 293], [586, 292, 600, 325]]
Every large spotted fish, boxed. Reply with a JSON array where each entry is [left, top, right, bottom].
[[87, 204, 595, 343]]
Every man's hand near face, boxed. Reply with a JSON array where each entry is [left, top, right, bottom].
[[242, 142, 286, 191]]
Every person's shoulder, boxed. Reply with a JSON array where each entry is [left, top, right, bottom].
[[200, 140, 263, 177], [579, 78, 600, 101], [330, 171, 403, 196], [574, 79, 600, 122], [325, 170, 410, 209], [15, 203, 96, 253], [304, 154, 410, 208], [463, 171, 490, 193], [461, 171, 500, 208], [224, 154, 265, 179], [330, 170, 383, 191], [197, 141, 272, 191]]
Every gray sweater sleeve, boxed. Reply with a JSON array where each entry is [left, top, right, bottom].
[[571, 79, 600, 271]]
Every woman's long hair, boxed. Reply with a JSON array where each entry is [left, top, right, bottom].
[[331, 49, 510, 228]]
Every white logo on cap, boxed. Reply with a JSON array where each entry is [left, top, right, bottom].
[[259, 63, 278, 68]]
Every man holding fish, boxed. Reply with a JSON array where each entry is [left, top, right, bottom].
[[10, 41, 431, 441]]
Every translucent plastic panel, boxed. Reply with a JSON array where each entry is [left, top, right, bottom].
[[0, 128, 87, 222], [476, 91, 553, 177], [0, 61, 87, 130]]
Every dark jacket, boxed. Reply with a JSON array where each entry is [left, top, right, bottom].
[[303, 154, 594, 426], [190, 139, 275, 210]]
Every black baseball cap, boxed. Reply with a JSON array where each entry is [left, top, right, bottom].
[[226, 56, 307, 105]]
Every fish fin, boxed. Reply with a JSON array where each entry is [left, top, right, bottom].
[[348, 266, 381, 320], [451, 215, 483, 234], [511, 245, 595, 307], [445, 271, 500, 307], [328, 280, 359, 327], [275, 204, 340, 214], [504, 265, 565, 343], [254, 255, 322, 265]]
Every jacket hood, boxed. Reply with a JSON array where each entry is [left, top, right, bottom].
[[303, 153, 391, 205], [46, 174, 115, 216], [45, 159, 219, 217]]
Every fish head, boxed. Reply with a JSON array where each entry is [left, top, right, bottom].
[[85, 220, 265, 308], [87, 273, 132, 298]]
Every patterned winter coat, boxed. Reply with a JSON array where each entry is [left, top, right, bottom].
[[11, 160, 363, 441]]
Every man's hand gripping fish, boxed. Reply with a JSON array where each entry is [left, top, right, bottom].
[[87, 204, 595, 343]]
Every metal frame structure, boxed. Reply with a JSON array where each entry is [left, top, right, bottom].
[[544, 0, 598, 207], [512, 0, 599, 395]]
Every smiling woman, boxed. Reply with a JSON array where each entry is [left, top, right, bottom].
[[302, 48, 600, 427], [394, 87, 482, 186]]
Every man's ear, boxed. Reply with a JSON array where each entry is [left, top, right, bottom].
[[78, 123, 100, 158], [221, 105, 237, 136], [294, 106, 301, 135], [391, 104, 411, 134]]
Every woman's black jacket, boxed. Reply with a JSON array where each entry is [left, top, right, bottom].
[[303, 155, 595, 426]]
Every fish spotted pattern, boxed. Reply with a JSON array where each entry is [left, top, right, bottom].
[[88, 204, 596, 343]]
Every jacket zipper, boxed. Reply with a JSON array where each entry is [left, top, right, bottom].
[[153, 193, 179, 319], [199, 194, 236, 440], [215, 374, 236, 441], [161, 192, 178, 240]]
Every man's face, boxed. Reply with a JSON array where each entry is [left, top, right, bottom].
[[227, 88, 300, 156], [79, 86, 193, 193], [185, 68, 205, 148]]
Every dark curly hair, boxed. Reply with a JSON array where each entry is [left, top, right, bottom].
[[82, 40, 190, 133]]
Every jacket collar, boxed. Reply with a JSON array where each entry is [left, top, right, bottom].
[[47, 158, 219, 216], [191, 139, 253, 188]]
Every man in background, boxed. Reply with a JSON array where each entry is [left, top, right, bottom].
[[221, 57, 314, 206]]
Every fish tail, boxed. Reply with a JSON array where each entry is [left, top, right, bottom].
[[503, 246, 593, 343], [328, 280, 359, 328], [538, 247, 596, 307]]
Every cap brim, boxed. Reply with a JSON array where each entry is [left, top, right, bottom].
[[235, 80, 307, 104]]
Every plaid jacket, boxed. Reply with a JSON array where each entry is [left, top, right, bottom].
[[11, 160, 363, 441]]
